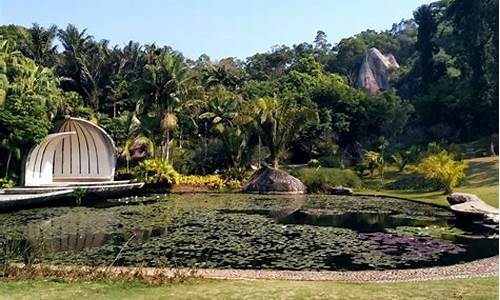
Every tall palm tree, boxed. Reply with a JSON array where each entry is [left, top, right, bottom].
[[17, 23, 58, 67], [138, 54, 190, 162], [58, 24, 110, 110]]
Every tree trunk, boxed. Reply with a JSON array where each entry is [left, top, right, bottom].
[[165, 130, 170, 163], [258, 137, 261, 169], [5, 151, 11, 178]]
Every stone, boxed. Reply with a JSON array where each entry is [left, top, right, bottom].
[[446, 192, 480, 205], [357, 47, 399, 96], [446, 193, 499, 227], [330, 186, 353, 195], [241, 166, 306, 194]]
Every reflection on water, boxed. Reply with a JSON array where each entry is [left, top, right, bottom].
[[24, 212, 111, 251], [280, 210, 449, 232]]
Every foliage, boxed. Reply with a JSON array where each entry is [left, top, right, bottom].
[[0, 40, 66, 178], [0, 0, 497, 180], [307, 159, 321, 168], [0, 177, 14, 188], [177, 175, 225, 190], [361, 151, 385, 177], [176, 175, 243, 190], [253, 96, 318, 168], [388, 225, 465, 239], [413, 150, 467, 194], [295, 168, 362, 193], [72, 187, 86, 206], [132, 159, 180, 185]]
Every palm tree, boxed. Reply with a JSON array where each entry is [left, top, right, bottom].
[[138, 54, 190, 162], [199, 86, 252, 167], [58, 24, 111, 110], [17, 23, 58, 67], [253, 96, 318, 168]]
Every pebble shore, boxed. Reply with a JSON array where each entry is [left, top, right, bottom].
[[191, 256, 499, 282], [12, 256, 498, 283]]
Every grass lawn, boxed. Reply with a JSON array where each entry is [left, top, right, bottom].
[[0, 277, 498, 300], [357, 156, 499, 208]]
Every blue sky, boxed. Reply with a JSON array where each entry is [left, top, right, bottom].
[[1, 0, 432, 60]]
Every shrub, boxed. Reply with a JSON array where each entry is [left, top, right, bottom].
[[362, 151, 385, 177], [0, 177, 14, 188], [177, 175, 225, 190], [177, 175, 243, 190], [224, 178, 243, 190], [296, 168, 362, 194], [307, 159, 321, 168], [384, 173, 441, 191], [222, 167, 251, 181], [412, 150, 467, 194], [133, 159, 180, 185]]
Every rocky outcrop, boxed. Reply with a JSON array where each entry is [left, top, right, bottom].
[[446, 193, 499, 233], [241, 167, 306, 194], [357, 48, 399, 96]]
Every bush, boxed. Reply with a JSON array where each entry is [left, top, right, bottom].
[[177, 175, 226, 190], [133, 159, 180, 185], [222, 167, 252, 181], [412, 150, 467, 194], [296, 168, 362, 194], [0, 177, 15, 188], [177, 175, 243, 190], [0, 178, 16, 189], [307, 159, 321, 168], [384, 174, 441, 191]]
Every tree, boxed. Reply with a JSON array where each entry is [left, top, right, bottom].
[[17, 23, 58, 67], [414, 150, 467, 194], [313, 30, 331, 51], [137, 54, 191, 162], [0, 40, 64, 179], [446, 0, 499, 138], [57, 24, 101, 110], [329, 38, 367, 85], [253, 96, 318, 168], [413, 4, 439, 90], [199, 86, 252, 168]]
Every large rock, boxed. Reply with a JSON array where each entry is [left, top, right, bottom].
[[446, 193, 499, 226], [357, 48, 399, 96], [241, 167, 306, 194]]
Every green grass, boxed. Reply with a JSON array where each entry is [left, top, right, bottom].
[[0, 277, 498, 300], [357, 156, 499, 208]]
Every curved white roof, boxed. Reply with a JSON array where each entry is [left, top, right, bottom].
[[25, 117, 116, 186]]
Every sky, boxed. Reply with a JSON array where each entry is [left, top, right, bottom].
[[0, 0, 433, 60]]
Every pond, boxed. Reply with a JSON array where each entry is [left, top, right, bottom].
[[0, 194, 497, 271]]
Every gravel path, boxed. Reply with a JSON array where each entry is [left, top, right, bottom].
[[188, 256, 499, 282]]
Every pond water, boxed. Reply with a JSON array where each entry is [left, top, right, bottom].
[[0, 193, 497, 271]]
